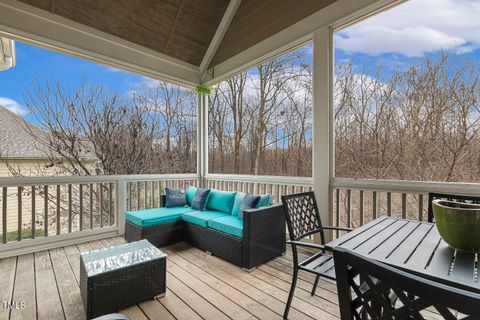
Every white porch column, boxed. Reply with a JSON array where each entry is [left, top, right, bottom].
[[116, 178, 127, 235], [312, 27, 334, 241], [197, 93, 209, 188]]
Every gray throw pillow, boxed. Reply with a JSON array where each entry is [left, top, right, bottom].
[[191, 188, 211, 211], [165, 188, 187, 208], [238, 194, 261, 219]]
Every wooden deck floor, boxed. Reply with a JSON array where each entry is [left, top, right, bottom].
[[0, 237, 340, 320]]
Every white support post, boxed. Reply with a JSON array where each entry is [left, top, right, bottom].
[[116, 179, 127, 235], [312, 27, 334, 242], [197, 93, 209, 188]]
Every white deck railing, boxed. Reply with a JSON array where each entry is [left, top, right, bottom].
[[204, 174, 314, 202], [2, 172, 478, 257], [0, 173, 199, 258], [332, 178, 480, 235]]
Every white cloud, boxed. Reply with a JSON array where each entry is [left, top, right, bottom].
[[139, 77, 161, 89], [103, 65, 128, 73], [335, 0, 480, 57], [0, 97, 28, 116]]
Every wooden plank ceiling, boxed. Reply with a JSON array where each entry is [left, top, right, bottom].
[[18, 0, 337, 69], [210, 0, 337, 66]]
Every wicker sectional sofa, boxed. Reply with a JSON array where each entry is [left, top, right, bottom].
[[124, 188, 286, 270]]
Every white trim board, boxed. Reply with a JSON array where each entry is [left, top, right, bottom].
[[0, 0, 201, 88], [0, 173, 200, 187], [204, 0, 401, 86], [0, 227, 119, 259], [200, 0, 241, 75]]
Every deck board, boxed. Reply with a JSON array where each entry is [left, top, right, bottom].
[[176, 243, 317, 320], [50, 248, 85, 320], [185, 249, 333, 319], [164, 247, 281, 320], [0, 257, 16, 320], [63, 245, 82, 284], [157, 288, 203, 320], [2, 237, 340, 320], [10, 254, 36, 320], [168, 245, 296, 319], [138, 300, 175, 320], [34, 251, 64, 320]]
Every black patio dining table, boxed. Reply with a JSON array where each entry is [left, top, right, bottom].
[[325, 216, 480, 294]]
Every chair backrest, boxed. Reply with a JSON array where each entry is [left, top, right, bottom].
[[427, 192, 480, 222], [281, 191, 324, 244], [333, 247, 480, 320]]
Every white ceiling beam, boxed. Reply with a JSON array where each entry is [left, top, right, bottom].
[[0, 0, 202, 88], [199, 0, 241, 75]]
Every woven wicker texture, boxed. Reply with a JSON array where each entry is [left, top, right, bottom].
[[80, 245, 166, 319], [125, 204, 285, 269]]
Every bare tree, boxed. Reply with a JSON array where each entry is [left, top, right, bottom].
[[21, 80, 160, 175], [335, 53, 480, 183]]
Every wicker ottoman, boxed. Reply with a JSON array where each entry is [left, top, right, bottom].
[[80, 240, 166, 319]]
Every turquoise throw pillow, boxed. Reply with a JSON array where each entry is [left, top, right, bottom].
[[256, 194, 273, 208], [206, 189, 237, 214], [232, 192, 246, 216], [186, 186, 197, 206]]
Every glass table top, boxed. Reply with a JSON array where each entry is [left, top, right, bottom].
[[81, 240, 166, 277]]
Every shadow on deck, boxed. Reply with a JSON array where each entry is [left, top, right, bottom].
[[0, 237, 339, 320]]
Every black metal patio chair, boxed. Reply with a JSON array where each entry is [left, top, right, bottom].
[[333, 246, 480, 320], [427, 192, 480, 222], [281, 191, 352, 319]]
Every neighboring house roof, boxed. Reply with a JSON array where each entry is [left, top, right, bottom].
[[0, 104, 50, 159], [0, 105, 97, 161]]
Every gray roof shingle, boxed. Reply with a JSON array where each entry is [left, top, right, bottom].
[[0, 104, 51, 159]]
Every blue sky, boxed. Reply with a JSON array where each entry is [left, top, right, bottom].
[[1, 0, 480, 121], [333, 0, 480, 80], [0, 42, 146, 121]]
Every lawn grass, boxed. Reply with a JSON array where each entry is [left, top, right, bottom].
[[0, 228, 45, 242]]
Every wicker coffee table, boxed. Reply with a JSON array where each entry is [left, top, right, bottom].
[[80, 240, 166, 319]]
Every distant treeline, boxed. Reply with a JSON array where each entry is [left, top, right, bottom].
[[10, 49, 480, 183]]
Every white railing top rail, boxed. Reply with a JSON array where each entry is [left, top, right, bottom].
[[0, 173, 200, 187], [205, 173, 314, 187], [333, 178, 480, 196]]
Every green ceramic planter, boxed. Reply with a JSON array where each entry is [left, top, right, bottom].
[[432, 199, 480, 253]]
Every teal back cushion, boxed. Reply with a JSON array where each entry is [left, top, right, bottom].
[[257, 194, 273, 208], [186, 186, 197, 206], [232, 192, 246, 216], [206, 189, 237, 214]]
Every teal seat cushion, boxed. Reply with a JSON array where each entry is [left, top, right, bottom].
[[257, 194, 273, 208], [126, 206, 194, 227], [232, 192, 246, 216], [186, 186, 198, 205], [181, 210, 229, 227], [206, 190, 237, 214], [208, 215, 244, 238]]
